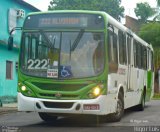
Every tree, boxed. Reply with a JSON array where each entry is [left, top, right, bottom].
[[134, 2, 155, 23], [139, 22, 160, 47], [48, 0, 124, 20]]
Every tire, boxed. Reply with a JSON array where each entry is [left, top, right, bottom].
[[107, 93, 124, 122], [38, 112, 57, 123], [135, 92, 145, 111]]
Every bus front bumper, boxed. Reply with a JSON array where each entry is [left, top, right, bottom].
[[18, 92, 117, 115]]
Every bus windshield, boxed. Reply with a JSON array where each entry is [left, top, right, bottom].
[[20, 31, 105, 79]]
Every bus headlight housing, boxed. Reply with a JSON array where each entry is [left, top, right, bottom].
[[19, 83, 35, 97], [93, 86, 101, 96], [21, 86, 27, 91], [88, 84, 104, 99]]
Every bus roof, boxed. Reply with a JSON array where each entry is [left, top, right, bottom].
[[27, 10, 106, 16]]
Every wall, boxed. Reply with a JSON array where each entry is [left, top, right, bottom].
[[0, 0, 39, 103], [0, 45, 18, 102], [0, 0, 38, 46]]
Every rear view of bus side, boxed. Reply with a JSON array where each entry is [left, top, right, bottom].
[[17, 11, 154, 122]]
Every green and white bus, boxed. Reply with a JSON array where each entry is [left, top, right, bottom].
[[16, 10, 154, 122]]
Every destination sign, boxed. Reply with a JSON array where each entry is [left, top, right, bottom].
[[38, 17, 88, 27], [24, 13, 104, 29]]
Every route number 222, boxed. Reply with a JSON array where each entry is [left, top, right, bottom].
[[27, 59, 49, 69]]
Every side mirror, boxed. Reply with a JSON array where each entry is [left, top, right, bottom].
[[8, 36, 13, 50], [7, 27, 22, 51]]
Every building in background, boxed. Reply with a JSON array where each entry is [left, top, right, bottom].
[[125, 15, 142, 33], [0, 0, 39, 104]]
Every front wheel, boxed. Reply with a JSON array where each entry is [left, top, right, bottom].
[[38, 112, 58, 123], [107, 93, 124, 122]]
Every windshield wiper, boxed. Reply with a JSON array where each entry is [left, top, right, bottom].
[[71, 29, 85, 51], [39, 29, 54, 49]]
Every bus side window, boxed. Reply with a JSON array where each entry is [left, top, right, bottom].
[[133, 40, 137, 67], [127, 36, 131, 65], [147, 49, 150, 70], [137, 43, 142, 69], [151, 51, 154, 71], [148, 50, 151, 70], [143, 47, 147, 70], [148, 50, 154, 71], [108, 29, 118, 73], [118, 30, 127, 65]]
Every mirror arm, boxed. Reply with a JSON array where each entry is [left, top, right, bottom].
[[8, 27, 22, 51], [9, 27, 22, 35]]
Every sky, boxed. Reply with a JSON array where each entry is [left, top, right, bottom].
[[24, 0, 157, 19], [121, 0, 157, 18]]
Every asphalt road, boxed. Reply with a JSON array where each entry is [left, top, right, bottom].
[[0, 100, 160, 132]]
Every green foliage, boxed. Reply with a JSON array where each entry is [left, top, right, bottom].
[[134, 2, 155, 22], [139, 22, 160, 47], [48, 0, 124, 20]]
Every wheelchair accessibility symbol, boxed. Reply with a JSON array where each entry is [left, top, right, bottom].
[[60, 66, 72, 78]]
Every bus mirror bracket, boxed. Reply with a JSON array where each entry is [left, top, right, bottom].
[[8, 27, 22, 51]]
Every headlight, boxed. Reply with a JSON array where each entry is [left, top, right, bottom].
[[88, 84, 104, 98], [93, 86, 101, 96], [19, 84, 35, 97], [21, 86, 27, 91]]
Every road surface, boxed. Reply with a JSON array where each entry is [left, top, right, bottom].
[[0, 100, 160, 132]]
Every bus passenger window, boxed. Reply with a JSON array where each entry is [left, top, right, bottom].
[[143, 47, 147, 70], [133, 40, 137, 67], [127, 36, 131, 65], [118, 30, 127, 65], [151, 51, 154, 71], [137, 43, 141, 68], [108, 29, 118, 73]]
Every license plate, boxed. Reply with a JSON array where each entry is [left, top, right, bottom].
[[83, 104, 100, 110]]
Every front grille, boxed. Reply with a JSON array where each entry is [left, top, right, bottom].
[[32, 82, 86, 92], [43, 101, 74, 109], [39, 93, 78, 99]]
